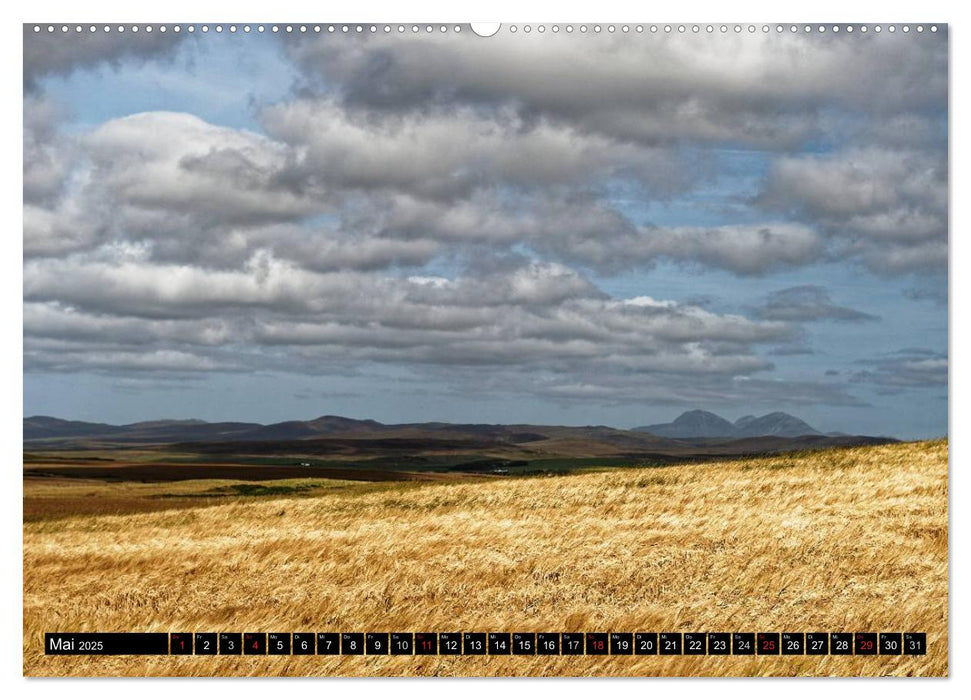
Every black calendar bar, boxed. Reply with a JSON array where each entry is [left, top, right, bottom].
[[45, 632, 169, 655], [44, 631, 927, 656]]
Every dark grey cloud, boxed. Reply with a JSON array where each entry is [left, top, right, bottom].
[[23, 25, 188, 90], [24, 30, 948, 278], [22, 29, 947, 420], [260, 98, 694, 200], [24, 343, 236, 375], [755, 285, 880, 322], [850, 348, 947, 394], [464, 364, 867, 409], [278, 31, 947, 275], [284, 30, 947, 149], [334, 190, 823, 275], [23, 95, 73, 205], [86, 112, 315, 225], [23, 108, 823, 276], [757, 147, 947, 274], [24, 112, 328, 263], [24, 256, 786, 341], [23, 251, 799, 404], [620, 222, 822, 276]]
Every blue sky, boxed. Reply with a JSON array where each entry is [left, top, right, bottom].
[[44, 33, 299, 131], [23, 27, 948, 438]]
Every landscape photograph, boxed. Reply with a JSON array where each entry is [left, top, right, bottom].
[[23, 23, 948, 677]]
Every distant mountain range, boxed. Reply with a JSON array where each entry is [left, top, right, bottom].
[[633, 410, 823, 438], [25, 410, 869, 448], [23, 413, 895, 475], [23, 414, 386, 443]]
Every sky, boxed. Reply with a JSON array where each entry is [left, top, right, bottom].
[[22, 24, 948, 439]]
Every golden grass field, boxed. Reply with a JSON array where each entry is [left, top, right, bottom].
[[23, 439, 948, 677]]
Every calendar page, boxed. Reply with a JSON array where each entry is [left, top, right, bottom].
[[22, 21, 948, 677]]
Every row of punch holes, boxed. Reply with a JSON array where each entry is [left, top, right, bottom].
[[32, 24, 941, 35]]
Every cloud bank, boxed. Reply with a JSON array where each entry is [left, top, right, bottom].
[[22, 28, 948, 417]]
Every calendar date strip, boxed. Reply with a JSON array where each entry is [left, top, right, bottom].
[[45, 631, 927, 656]]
